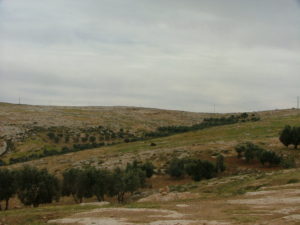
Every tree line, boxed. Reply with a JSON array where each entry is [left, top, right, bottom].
[[0, 161, 155, 210], [8, 142, 109, 165], [145, 113, 260, 138], [0, 155, 226, 210], [62, 161, 154, 204]]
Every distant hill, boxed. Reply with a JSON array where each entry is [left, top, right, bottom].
[[0, 102, 211, 138]]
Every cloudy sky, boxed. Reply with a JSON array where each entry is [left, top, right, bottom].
[[0, 0, 299, 112]]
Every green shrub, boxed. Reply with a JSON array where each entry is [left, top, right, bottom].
[[167, 158, 186, 178], [235, 142, 282, 166], [141, 162, 155, 178], [167, 158, 217, 181]]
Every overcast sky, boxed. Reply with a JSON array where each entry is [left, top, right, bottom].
[[0, 0, 299, 112]]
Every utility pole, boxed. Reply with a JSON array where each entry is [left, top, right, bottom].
[[214, 104, 216, 114], [297, 96, 299, 110], [18, 96, 21, 105]]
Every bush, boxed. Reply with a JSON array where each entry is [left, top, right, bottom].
[[167, 158, 186, 178], [167, 158, 217, 181], [235, 142, 282, 166], [279, 125, 300, 149], [235, 142, 264, 162], [185, 159, 214, 181], [141, 162, 155, 178], [259, 151, 282, 166]]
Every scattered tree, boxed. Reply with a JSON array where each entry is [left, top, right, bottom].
[[279, 125, 300, 149], [0, 169, 16, 210], [62, 168, 85, 203], [16, 166, 60, 207], [279, 125, 293, 147]]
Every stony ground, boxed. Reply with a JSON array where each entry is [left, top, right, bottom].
[[48, 180, 300, 225], [44, 168, 300, 225]]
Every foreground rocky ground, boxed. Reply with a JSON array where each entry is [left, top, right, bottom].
[[48, 182, 300, 225], [20, 169, 298, 225]]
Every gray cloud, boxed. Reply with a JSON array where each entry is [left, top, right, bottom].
[[0, 0, 300, 112]]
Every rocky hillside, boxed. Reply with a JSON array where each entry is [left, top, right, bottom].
[[0, 102, 212, 160], [0, 102, 210, 137]]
